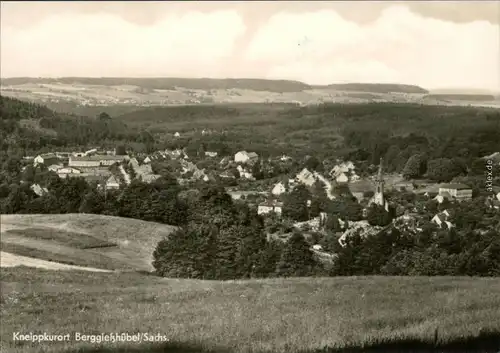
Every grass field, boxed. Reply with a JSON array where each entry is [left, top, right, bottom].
[[0, 214, 177, 271], [1, 268, 499, 353]]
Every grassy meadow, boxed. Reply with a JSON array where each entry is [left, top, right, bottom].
[[1, 268, 499, 353], [0, 214, 177, 271]]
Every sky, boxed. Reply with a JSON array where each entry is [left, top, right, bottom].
[[1, 1, 499, 91]]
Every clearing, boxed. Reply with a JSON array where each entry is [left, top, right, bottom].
[[0, 214, 177, 271]]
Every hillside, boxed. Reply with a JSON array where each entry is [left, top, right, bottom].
[[1, 268, 499, 353], [3, 77, 499, 113], [312, 83, 429, 94], [0, 214, 177, 271], [0, 95, 135, 152]]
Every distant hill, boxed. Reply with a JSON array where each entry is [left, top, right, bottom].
[[0, 77, 311, 93], [3, 77, 499, 110], [312, 83, 429, 94]]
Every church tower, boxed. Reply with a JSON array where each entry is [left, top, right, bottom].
[[373, 158, 385, 207]]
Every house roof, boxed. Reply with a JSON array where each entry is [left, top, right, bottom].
[[38, 153, 58, 159], [439, 183, 471, 190], [106, 175, 119, 183], [259, 200, 283, 207], [71, 155, 126, 162]]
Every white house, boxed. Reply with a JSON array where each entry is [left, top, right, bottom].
[[30, 184, 48, 197], [434, 192, 452, 204], [47, 164, 64, 172], [234, 151, 258, 164], [312, 244, 323, 251], [296, 168, 316, 186], [105, 175, 120, 190], [69, 155, 127, 168], [143, 156, 152, 164], [257, 201, 283, 216], [272, 182, 287, 196], [330, 161, 355, 177], [33, 153, 59, 166], [174, 132, 181, 138], [431, 210, 453, 228], [205, 151, 218, 158], [438, 183, 472, 201], [335, 172, 349, 183]]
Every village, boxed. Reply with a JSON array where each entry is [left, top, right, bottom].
[[23, 145, 500, 254]]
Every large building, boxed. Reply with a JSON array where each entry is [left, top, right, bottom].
[[438, 183, 472, 201], [69, 155, 127, 168], [33, 153, 59, 166]]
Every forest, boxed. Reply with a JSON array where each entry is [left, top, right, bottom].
[[1, 95, 499, 279]]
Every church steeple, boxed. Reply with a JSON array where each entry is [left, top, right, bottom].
[[373, 158, 385, 206]]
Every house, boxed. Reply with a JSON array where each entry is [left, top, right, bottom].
[[280, 155, 291, 161], [33, 153, 59, 166], [105, 175, 120, 190], [393, 181, 415, 192], [296, 168, 316, 186], [143, 156, 152, 164], [335, 172, 349, 183], [330, 161, 355, 177], [55, 152, 71, 158], [272, 182, 287, 196], [56, 167, 82, 178], [128, 158, 140, 171], [205, 151, 218, 158], [174, 132, 181, 138], [312, 244, 323, 251], [438, 183, 472, 201], [234, 151, 259, 164], [431, 210, 453, 229], [30, 184, 48, 197], [69, 155, 127, 168], [257, 201, 283, 216], [137, 164, 153, 176], [434, 192, 452, 204], [140, 174, 161, 183], [47, 164, 64, 172]]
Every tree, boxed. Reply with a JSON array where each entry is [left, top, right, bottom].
[[79, 190, 105, 214], [252, 240, 283, 278], [98, 112, 111, 120], [325, 214, 342, 232], [153, 225, 217, 279], [426, 158, 462, 182], [115, 145, 127, 155], [402, 154, 426, 179], [310, 180, 329, 217], [282, 184, 310, 222], [275, 231, 317, 277], [366, 204, 392, 226]]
